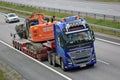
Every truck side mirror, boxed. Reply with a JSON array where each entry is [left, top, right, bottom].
[[91, 30, 95, 41]]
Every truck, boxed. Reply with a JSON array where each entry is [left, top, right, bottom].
[[44, 16, 96, 70], [12, 14, 96, 71]]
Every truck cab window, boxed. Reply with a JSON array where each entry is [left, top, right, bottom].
[[58, 36, 64, 47]]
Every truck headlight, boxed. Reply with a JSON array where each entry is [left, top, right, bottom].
[[67, 58, 72, 65]]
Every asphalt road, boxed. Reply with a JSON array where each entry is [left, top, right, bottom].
[[0, 13, 68, 80], [1, 0, 120, 16], [0, 12, 120, 80]]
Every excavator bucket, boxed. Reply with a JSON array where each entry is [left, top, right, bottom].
[[15, 24, 27, 39]]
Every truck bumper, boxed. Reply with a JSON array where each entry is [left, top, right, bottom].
[[66, 60, 96, 70]]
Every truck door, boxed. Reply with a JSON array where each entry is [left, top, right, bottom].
[[56, 35, 65, 58]]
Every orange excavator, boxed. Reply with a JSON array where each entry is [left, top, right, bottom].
[[16, 13, 56, 42], [13, 13, 57, 61]]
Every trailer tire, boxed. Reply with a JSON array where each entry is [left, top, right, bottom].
[[48, 53, 52, 65], [17, 46, 19, 50], [14, 44, 17, 49], [52, 53, 57, 67], [16, 44, 19, 50], [61, 59, 66, 71], [13, 43, 15, 48], [19, 45, 22, 51]]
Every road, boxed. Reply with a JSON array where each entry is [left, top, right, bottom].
[[0, 12, 120, 80], [0, 13, 69, 80], [1, 0, 120, 16]]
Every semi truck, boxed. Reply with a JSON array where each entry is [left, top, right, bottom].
[[44, 16, 96, 70], [12, 14, 96, 71]]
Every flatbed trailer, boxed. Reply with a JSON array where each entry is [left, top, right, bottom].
[[13, 39, 48, 61]]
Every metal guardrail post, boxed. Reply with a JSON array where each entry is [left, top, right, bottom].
[[94, 14, 96, 19], [78, 12, 80, 16], [103, 15, 105, 20], [113, 16, 115, 21]]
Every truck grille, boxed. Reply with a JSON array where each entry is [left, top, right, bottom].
[[69, 48, 92, 65]]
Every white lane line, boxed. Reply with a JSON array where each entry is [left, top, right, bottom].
[[0, 40, 72, 80], [96, 38, 120, 46], [96, 38, 115, 65], [97, 59, 110, 65]]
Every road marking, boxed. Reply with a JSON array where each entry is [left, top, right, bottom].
[[96, 38, 120, 46], [0, 36, 118, 80], [96, 38, 117, 65], [0, 40, 72, 80], [97, 59, 110, 65]]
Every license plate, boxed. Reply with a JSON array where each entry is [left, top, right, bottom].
[[80, 64, 86, 67]]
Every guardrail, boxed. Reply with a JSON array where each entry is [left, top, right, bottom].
[[0, 4, 120, 37], [1, 0, 120, 22], [89, 24, 120, 36]]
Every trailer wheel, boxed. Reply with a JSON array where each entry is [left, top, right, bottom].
[[16, 44, 19, 50], [14, 44, 17, 49], [48, 53, 52, 65], [19, 45, 22, 51], [17, 45, 19, 50], [61, 59, 66, 71], [52, 53, 57, 67], [13, 43, 15, 48]]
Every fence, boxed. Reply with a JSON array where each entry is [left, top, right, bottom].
[[0, 1, 120, 37], [1, 1, 120, 22]]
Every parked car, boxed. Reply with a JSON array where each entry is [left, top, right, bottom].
[[5, 13, 20, 23]]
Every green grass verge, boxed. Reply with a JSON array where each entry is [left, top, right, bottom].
[[0, 1, 120, 37], [0, 1, 120, 29], [94, 0, 120, 2], [0, 2, 73, 18], [0, 70, 7, 80], [85, 17, 120, 29], [91, 26, 120, 37]]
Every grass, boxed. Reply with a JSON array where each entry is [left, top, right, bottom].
[[91, 26, 120, 37], [0, 2, 73, 18], [0, 1, 120, 37], [0, 70, 7, 80], [85, 17, 120, 29], [94, 0, 120, 2], [0, 2, 120, 29]]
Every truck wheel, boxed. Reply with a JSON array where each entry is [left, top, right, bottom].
[[48, 53, 52, 65], [52, 54, 57, 67], [61, 59, 66, 71]]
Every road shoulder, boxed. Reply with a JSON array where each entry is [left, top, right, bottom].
[[95, 32, 120, 44], [0, 60, 25, 80]]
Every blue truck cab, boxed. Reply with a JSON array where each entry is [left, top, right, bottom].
[[48, 16, 96, 71]]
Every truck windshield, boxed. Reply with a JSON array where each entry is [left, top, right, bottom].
[[65, 30, 92, 45]]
